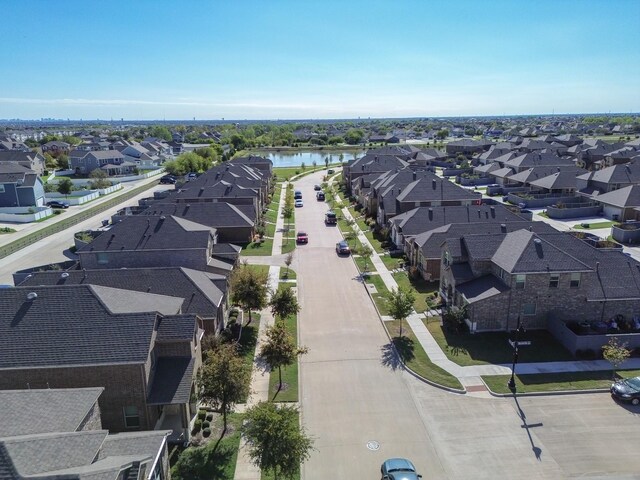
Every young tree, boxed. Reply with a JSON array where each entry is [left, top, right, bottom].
[[386, 287, 416, 337], [358, 245, 373, 275], [57, 177, 73, 197], [324, 157, 329, 169], [260, 321, 308, 391], [282, 203, 294, 243], [344, 230, 357, 248], [269, 285, 300, 321], [197, 343, 250, 433], [284, 251, 294, 278], [243, 402, 314, 479], [602, 337, 631, 380], [230, 262, 270, 325]]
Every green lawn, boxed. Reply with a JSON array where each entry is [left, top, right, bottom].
[[269, 314, 300, 402], [482, 369, 640, 394], [361, 273, 390, 315], [170, 413, 244, 480], [244, 265, 270, 276], [392, 272, 439, 313], [280, 268, 297, 280], [353, 255, 377, 277], [265, 208, 278, 223], [573, 221, 618, 230], [425, 320, 574, 366], [237, 315, 261, 403], [264, 221, 276, 238], [273, 166, 324, 181], [380, 254, 404, 270], [241, 238, 274, 256], [0, 227, 16, 234], [363, 230, 385, 253], [386, 320, 463, 390]]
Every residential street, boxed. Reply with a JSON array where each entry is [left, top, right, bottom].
[[292, 171, 640, 479]]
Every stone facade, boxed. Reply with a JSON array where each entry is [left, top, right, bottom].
[[77, 400, 103, 431]]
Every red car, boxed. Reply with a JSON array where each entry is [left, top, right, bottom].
[[296, 231, 308, 244]]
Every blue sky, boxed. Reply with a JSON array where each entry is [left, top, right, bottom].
[[1, 0, 638, 120]]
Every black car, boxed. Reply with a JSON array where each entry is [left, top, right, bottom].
[[160, 175, 177, 184], [611, 376, 640, 405], [46, 200, 69, 209], [327, 169, 335, 174], [314, 184, 321, 191], [316, 191, 325, 201], [335, 241, 351, 256]]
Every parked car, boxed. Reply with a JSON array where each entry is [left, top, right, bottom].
[[160, 175, 177, 184], [186, 172, 198, 180], [314, 184, 321, 191], [295, 199, 304, 207], [325, 210, 337, 225], [316, 191, 325, 201], [328, 169, 335, 174], [46, 200, 69, 209], [296, 231, 308, 244], [611, 376, 640, 405], [335, 241, 351, 256], [381, 458, 422, 480]]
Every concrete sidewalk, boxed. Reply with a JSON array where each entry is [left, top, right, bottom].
[[339, 199, 640, 387]]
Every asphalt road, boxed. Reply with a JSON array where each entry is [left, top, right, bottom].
[[293, 171, 640, 479], [0, 182, 170, 285]]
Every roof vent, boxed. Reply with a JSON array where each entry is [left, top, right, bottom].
[[529, 225, 533, 232], [500, 223, 507, 233], [160, 215, 166, 220], [432, 179, 437, 189], [60, 272, 69, 279], [533, 238, 542, 245], [26, 292, 38, 301]]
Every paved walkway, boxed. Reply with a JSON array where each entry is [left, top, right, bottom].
[[337, 191, 640, 391], [234, 182, 289, 480]]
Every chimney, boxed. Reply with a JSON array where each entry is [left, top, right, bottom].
[[500, 223, 507, 233]]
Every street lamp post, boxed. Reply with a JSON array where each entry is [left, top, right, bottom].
[[508, 315, 523, 393]]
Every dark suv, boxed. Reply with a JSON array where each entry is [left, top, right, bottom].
[[160, 175, 177, 184]]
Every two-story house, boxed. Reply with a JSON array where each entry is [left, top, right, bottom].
[[0, 162, 46, 207]]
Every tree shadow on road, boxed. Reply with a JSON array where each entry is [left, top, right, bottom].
[[380, 336, 415, 371]]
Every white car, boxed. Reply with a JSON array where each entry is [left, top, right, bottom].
[[295, 199, 304, 207]]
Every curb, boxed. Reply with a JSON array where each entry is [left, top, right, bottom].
[[361, 280, 467, 395], [480, 376, 609, 397]]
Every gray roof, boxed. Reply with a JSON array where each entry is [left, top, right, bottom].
[[527, 168, 587, 190], [172, 181, 260, 202], [79, 215, 213, 253], [141, 201, 256, 227], [147, 357, 195, 405], [592, 185, 640, 208], [20, 267, 226, 315], [391, 204, 528, 237], [0, 388, 103, 437], [395, 176, 480, 203], [457, 275, 509, 303], [0, 285, 162, 369], [504, 152, 575, 169], [492, 230, 592, 273], [577, 160, 640, 185], [157, 314, 199, 341], [507, 166, 583, 185]]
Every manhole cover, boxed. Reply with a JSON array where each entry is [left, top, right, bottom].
[[366, 440, 380, 451]]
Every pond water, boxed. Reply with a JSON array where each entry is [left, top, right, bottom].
[[253, 150, 364, 167]]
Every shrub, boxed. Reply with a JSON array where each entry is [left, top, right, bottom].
[[206, 413, 214, 422], [202, 428, 211, 437], [202, 421, 210, 429], [192, 419, 202, 434], [197, 410, 206, 421]]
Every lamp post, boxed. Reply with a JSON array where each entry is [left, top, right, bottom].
[[508, 315, 523, 393]]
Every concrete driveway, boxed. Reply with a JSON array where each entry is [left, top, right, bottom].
[[292, 171, 640, 479]]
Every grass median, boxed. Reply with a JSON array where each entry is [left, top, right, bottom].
[[385, 320, 463, 390], [269, 314, 300, 403]]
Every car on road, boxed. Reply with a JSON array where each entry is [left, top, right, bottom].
[[186, 172, 198, 180], [325, 210, 337, 225], [296, 231, 308, 244], [314, 184, 321, 191], [295, 199, 304, 207], [611, 376, 640, 405], [381, 458, 422, 480], [316, 191, 325, 201], [160, 175, 177, 184], [294, 190, 303, 199], [328, 169, 335, 174], [335, 241, 351, 255], [46, 200, 70, 209]]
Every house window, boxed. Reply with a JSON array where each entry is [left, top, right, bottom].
[[522, 303, 536, 316], [443, 251, 450, 267], [96, 252, 109, 265], [515, 274, 526, 289], [570, 273, 581, 288], [549, 273, 559, 288], [123, 406, 140, 428]]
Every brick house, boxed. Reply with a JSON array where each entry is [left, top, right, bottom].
[[0, 285, 203, 443], [439, 229, 640, 334]]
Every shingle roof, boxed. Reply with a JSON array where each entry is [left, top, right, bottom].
[[504, 152, 575, 169], [147, 357, 195, 405], [79, 215, 213, 252], [577, 160, 640, 184], [19, 267, 226, 315], [395, 176, 481, 203], [0, 285, 158, 369], [0, 388, 104, 437], [157, 314, 198, 341], [592, 185, 640, 208], [492, 230, 592, 273], [527, 168, 586, 190], [142, 201, 255, 227], [457, 275, 509, 303]]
